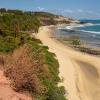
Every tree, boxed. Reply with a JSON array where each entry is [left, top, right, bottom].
[[7, 9, 23, 15], [12, 19, 20, 37], [0, 29, 3, 35], [0, 8, 6, 14]]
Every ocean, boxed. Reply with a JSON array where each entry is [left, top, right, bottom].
[[56, 20, 100, 48], [72, 20, 100, 34]]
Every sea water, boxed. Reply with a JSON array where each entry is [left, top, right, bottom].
[[57, 20, 100, 48], [73, 20, 100, 34]]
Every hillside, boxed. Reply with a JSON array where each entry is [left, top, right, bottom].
[[34, 11, 76, 25], [0, 8, 67, 100]]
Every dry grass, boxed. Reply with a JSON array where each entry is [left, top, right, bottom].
[[4, 45, 43, 93]]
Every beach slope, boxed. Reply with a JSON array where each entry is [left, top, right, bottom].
[[36, 26, 100, 100]]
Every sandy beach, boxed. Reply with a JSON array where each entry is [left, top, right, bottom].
[[36, 26, 100, 100]]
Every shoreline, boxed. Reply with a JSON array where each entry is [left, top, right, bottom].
[[56, 24, 100, 50], [36, 26, 100, 100], [51, 25, 100, 56], [58, 21, 100, 34]]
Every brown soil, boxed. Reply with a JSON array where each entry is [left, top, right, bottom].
[[0, 46, 33, 100], [0, 69, 32, 100]]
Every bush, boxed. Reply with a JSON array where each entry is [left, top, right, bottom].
[[46, 86, 66, 100], [4, 45, 43, 93], [27, 39, 66, 100], [0, 36, 19, 52]]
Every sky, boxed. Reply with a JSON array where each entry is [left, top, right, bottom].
[[0, 0, 100, 19]]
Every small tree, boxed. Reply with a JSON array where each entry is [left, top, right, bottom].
[[0, 8, 6, 14], [0, 29, 3, 35], [12, 19, 20, 37]]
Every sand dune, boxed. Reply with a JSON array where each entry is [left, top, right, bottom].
[[36, 26, 100, 100]]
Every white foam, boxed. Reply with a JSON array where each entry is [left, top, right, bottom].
[[64, 23, 100, 34], [57, 22, 100, 35], [77, 30, 100, 34], [65, 23, 94, 30]]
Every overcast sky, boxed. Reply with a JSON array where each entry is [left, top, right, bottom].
[[0, 0, 100, 19]]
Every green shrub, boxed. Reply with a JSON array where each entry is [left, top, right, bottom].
[[26, 39, 66, 100], [0, 36, 19, 52], [0, 8, 66, 99]]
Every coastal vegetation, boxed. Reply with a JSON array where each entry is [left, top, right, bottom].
[[0, 8, 41, 33], [34, 11, 57, 25], [0, 8, 66, 100]]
